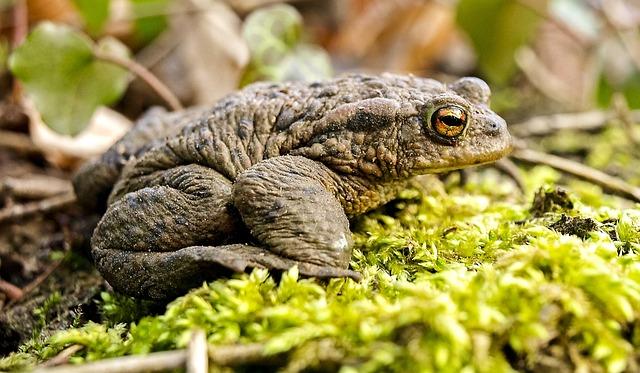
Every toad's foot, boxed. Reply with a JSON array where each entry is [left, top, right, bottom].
[[93, 244, 361, 299]]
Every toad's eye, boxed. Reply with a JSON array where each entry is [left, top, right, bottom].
[[430, 106, 468, 139]]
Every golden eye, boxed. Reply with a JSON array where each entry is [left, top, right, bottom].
[[430, 106, 468, 138]]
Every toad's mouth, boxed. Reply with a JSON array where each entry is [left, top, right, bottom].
[[413, 143, 513, 174], [415, 158, 501, 174]]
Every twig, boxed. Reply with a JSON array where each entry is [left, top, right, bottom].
[[33, 343, 269, 373], [0, 129, 41, 154], [12, 255, 67, 305], [511, 148, 640, 202], [611, 93, 640, 146], [514, 109, 640, 137], [0, 192, 77, 225], [187, 330, 208, 373], [0, 278, 24, 300], [135, 30, 182, 71], [32, 350, 187, 373], [1, 176, 73, 200], [511, 109, 640, 137], [494, 158, 526, 192], [39, 345, 85, 368], [93, 51, 183, 112], [11, 0, 27, 46], [209, 343, 267, 366], [510, 111, 612, 137], [515, 47, 576, 106]]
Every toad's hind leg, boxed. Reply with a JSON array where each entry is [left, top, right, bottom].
[[92, 164, 359, 299], [93, 164, 240, 253], [92, 164, 240, 298], [73, 107, 208, 211]]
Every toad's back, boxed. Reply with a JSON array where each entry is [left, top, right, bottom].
[[75, 74, 445, 209], [134, 74, 445, 178]]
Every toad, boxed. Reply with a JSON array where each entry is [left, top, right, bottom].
[[73, 73, 511, 299]]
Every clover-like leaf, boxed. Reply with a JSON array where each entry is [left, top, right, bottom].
[[9, 22, 129, 136], [271, 45, 333, 82], [242, 3, 303, 65], [240, 4, 332, 85]]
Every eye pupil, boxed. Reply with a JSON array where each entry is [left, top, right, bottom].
[[440, 115, 463, 127], [430, 105, 468, 139]]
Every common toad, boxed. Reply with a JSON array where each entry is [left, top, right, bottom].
[[73, 74, 511, 299]]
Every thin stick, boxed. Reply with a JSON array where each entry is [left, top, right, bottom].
[[0, 192, 77, 225], [32, 350, 187, 373], [209, 343, 266, 366], [0, 129, 41, 154], [515, 47, 575, 105], [510, 111, 613, 137], [11, 0, 27, 46], [39, 345, 85, 368], [612, 94, 640, 146], [187, 330, 208, 373], [33, 343, 273, 373], [511, 109, 640, 137], [494, 158, 526, 192], [19, 257, 65, 298], [0, 278, 24, 300], [1, 176, 73, 200], [511, 148, 640, 202], [93, 51, 183, 112]]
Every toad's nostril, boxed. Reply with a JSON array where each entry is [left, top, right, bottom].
[[486, 117, 506, 135]]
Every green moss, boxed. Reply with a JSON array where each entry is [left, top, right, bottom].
[[2, 172, 640, 372]]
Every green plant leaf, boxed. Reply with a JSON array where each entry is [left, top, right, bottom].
[[131, 0, 170, 45], [9, 22, 129, 136], [456, 0, 543, 85], [242, 3, 303, 65], [240, 3, 331, 85], [597, 67, 640, 109], [72, 0, 110, 35], [0, 38, 8, 74], [272, 45, 333, 82]]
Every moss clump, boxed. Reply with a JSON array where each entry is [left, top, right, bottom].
[[2, 169, 640, 372]]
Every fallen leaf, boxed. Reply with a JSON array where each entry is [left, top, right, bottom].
[[26, 0, 79, 25], [25, 99, 131, 169], [171, 0, 249, 105], [9, 22, 130, 136]]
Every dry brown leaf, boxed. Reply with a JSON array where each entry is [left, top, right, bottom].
[[171, 0, 249, 105], [26, 0, 80, 25], [25, 99, 131, 170], [329, 0, 458, 73], [532, 21, 598, 110]]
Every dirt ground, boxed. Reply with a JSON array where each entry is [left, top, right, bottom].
[[0, 105, 108, 355]]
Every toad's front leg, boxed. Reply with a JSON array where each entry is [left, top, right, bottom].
[[233, 155, 353, 269]]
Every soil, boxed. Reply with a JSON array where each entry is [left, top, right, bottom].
[[0, 109, 106, 355]]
